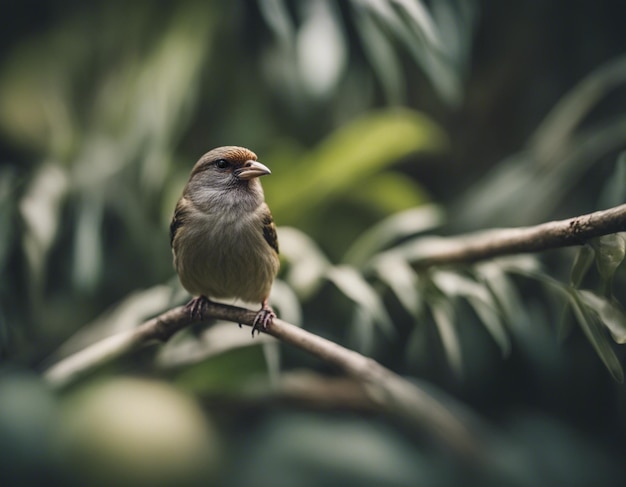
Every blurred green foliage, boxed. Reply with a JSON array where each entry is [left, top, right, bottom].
[[1, 0, 626, 486]]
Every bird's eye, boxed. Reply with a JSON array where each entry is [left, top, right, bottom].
[[215, 159, 230, 169]]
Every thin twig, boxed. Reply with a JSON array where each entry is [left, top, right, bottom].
[[411, 204, 626, 268]]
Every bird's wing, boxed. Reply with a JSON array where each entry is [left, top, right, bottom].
[[260, 203, 279, 254], [170, 196, 191, 247]]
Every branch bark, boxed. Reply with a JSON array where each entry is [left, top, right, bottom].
[[410, 204, 626, 268]]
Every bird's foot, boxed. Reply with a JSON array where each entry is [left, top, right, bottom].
[[185, 296, 211, 320], [251, 304, 276, 337]]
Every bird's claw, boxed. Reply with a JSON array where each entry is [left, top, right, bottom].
[[251, 307, 276, 337], [186, 296, 210, 320]]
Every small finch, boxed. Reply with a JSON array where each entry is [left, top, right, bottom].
[[170, 146, 279, 335]]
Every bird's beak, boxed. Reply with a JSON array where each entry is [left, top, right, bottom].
[[235, 160, 272, 180]]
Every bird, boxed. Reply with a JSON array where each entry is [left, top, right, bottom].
[[170, 146, 280, 336]]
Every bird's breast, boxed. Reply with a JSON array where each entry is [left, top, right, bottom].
[[173, 208, 279, 303]]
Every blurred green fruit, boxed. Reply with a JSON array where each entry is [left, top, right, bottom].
[[57, 377, 218, 487]]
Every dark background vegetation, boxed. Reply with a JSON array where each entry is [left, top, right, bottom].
[[1, 1, 625, 485]]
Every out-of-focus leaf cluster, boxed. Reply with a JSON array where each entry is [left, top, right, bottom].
[[1, 0, 626, 486], [258, 0, 476, 106], [452, 56, 626, 229]]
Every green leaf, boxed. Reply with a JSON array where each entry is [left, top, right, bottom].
[[568, 289, 624, 383], [431, 270, 510, 356], [327, 265, 394, 339], [599, 151, 626, 208], [347, 305, 376, 353], [591, 233, 626, 282], [491, 255, 543, 275], [157, 322, 274, 372], [262, 341, 282, 387], [344, 204, 444, 266], [473, 261, 524, 326], [72, 192, 104, 293], [564, 244, 596, 340], [578, 290, 626, 344], [354, 0, 461, 105], [557, 300, 575, 344], [405, 320, 428, 367], [531, 57, 626, 159], [429, 298, 462, 377], [173, 345, 268, 394], [569, 244, 595, 288], [277, 227, 331, 300], [343, 171, 430, 216], [357, 0, 441, 48], [19, 163, 69, 291], [370, 254, 422, 317], [265, 109, 448, 224], [504, 262, 585, 342], [56, 284, 175, 357], [469, 298, 511, 357], [353, 6, 405, 103], [268, 278, 303, 327]]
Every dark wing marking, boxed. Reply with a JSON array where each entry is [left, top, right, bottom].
[[261, 204, 279, 254], [170, 198, 189, 247]]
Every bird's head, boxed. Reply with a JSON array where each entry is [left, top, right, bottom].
[[185, 146, 271, 211]]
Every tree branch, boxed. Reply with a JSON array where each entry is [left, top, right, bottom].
[[411, 204, 626, 268], [44, 301, 484, 460], [44, 205, 626, 461]]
